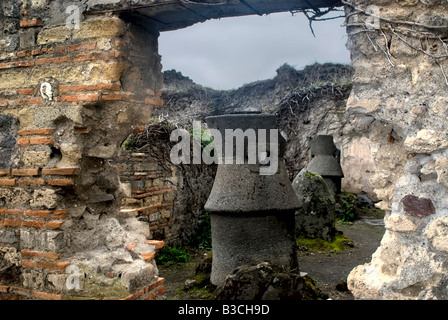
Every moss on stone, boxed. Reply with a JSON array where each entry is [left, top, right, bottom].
[[297, 233, 354, 253], [64, 273, 129, 300]]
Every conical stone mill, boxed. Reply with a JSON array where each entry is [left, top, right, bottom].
[[204, 113, 301, 287]]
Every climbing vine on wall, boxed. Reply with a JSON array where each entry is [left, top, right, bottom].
[[342, 0, 448, 86]]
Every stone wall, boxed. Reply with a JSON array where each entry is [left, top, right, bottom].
[[344, 0, 448, 299], [112, 142, 215, 247], [1, 0, 447, 300], [0, 0, 165, 300]]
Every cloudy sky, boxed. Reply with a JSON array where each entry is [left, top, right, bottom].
[[158, 11, 350, 90]]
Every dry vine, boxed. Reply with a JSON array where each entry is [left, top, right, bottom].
[[341, 0, 448, 86]]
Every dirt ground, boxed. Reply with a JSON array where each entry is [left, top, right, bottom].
[[158, 217, 385, 300]]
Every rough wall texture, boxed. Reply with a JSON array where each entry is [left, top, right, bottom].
[[112, 124, 216, 247], [344, 0, 448, 299], [158, 65, 380, 201], [0, 0, 165, 300], [1, 0, 447, 300]]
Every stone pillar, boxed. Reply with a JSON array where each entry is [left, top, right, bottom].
[[344, 0, 448, 299], [0, 2, 165, 299], [306, 135, 344, 196], [204, 113, 300, 286]]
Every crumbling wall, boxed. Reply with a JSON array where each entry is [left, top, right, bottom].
[[112, 126, 216, 247], [344, 0, 448, 299], [0, 1, 165, 299]]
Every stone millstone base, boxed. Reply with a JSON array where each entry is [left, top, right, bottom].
[[210, 211, 298, 287]]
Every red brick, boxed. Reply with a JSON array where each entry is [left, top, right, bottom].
[[16, 50, 30, 58], [55, 45, 68, 54], [0, 209, 24, 216], [72, 52, 97, 63], [21, 260, 36, 268], [29, 137, 54, 145], [18, 128, 53, 136], [41, 168, 78, 175], [52, 210, 68, 218], [68, 41, 97, 52], [17, 88, 34, 95], [8, 98, 28, 106], [121, 289, 144, 300], [146, 240, 165, 250], [17, 137, 30, 146], [21, 250, 41, 258], [59, 85, 70, 92], [70, 84, 98, 92], [142, 252, 155, 262], [25, 210, 51, 218], [61, 94, 98, 102], [31, 48, 41, 56], [41, 47, 55, 55], [14, 60, 35, 68], [3, 218, 21, 227], [43, 252, 60, 260], [97, 83, 121, 91], [157, 286, 166, 295], [145, 97, 164, 106], [47, 179, 74, 186], [0, 62, 14, 69], [0, 178, 15, 186], [36, 56, 70, 65], [18, 178, 45, 186], [146, 277, 165, 292], [36, 261, 69, 272], [44, 221, 64, 229], [101, 93, 132, 101], [22, 220, 44, 229], [11, 168, 39, 176], [31, 290, 62, 300], [19, 19, 42, 28], [28, 97, 41, 104], [133, 126, 146, 134], [74, 126, 91, 134]]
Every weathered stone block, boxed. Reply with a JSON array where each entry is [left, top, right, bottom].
[[385, 213, 419, 232], [20, 230, 65, 252], [404, 129, 448, 154], [435, 159, 448, 188], [0, 70, 28, 89], [425, 217, 448, 252], [292, 169, 336, 241], [0, 230, 19, 244], [23, 150, 51, 167], [59, 144, 82, 166], [400, 194, 435, 218], [72, 17, 124, 40], [37, 26, 71, 45], [30, 188, 59, 209]]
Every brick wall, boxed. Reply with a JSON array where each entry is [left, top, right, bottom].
[[113, 139, 216, 247], [114, 151, 178, 243], [0, 1, 165, 300]]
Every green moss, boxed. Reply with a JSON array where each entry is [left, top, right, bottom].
[[304, 171, 322, 179], [297, 234, 354, 253], [300, 276, 327, 300], [155, 246, 190, 266]]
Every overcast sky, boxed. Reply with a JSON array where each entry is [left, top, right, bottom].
[[158, 11, 350, 90]]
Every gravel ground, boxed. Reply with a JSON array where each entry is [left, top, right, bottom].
[[159, 218, 386, 300]]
